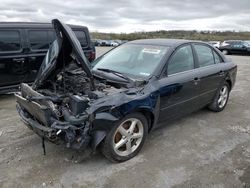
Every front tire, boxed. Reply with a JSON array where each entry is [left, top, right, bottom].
[[208, 83, 230, 112], [102, 113, 148, 162]]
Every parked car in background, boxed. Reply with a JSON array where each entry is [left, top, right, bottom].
[[114, 40, 122, 45], [219, 40, 250, 55], [209, 41, 221, 48], [93, 39, 124, 47], [15, 19, 237, 162], [0, 22, 95, 94], [92, 39, 102, 46], [110, 40, 119, 47], [98, 40, 108, 46], [105, 40, 112, 46], [245, 40, 250, 45]]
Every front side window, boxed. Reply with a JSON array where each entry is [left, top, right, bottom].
[[167, 45, 194, 75], [93, 44, 169, 78], [194, 45, 215, 67], [0, 30, 21, 52], [29, 30, 49, 50]]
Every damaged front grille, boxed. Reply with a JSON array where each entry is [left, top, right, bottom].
[[15, 83, 91, 150]]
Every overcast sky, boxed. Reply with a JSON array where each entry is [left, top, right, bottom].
[[0, 0, 250, 33]]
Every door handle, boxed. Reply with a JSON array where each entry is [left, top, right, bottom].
[[193, 77, 200, 85], [13, 58, 25, 62], [193, 77, 200, 81], [219, 70, 225, 76], [30, 56, 36, 61]]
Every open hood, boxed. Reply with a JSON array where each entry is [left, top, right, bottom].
[[33, 19, 94, 90]]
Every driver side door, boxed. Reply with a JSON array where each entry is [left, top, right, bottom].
[[157, 44, 202, 124]]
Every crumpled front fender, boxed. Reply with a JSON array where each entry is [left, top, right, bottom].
[[90, 112, 119, 149]]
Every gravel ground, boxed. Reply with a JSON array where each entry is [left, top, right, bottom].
[[0, 47, 250, 188]]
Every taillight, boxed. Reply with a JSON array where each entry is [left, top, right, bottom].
[[90, 51, 96, 62]]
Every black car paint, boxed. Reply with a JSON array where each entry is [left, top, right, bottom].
[[15, 22, 237, 153], [89, 41, 236, 147], [0, 22, 95, 94]]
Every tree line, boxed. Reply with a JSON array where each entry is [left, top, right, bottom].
[[91, 30, 250, 41]]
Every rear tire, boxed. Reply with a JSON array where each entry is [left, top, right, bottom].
[[208, 83, 230, 112], [101, 113, 148, 162]]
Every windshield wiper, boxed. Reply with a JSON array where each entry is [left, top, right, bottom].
[[96, 68, 134, 84]]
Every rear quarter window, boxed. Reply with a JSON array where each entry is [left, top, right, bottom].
[[213, 51, 223, 64], [0, 30, 21, 52], [73, 30, 88, 47]]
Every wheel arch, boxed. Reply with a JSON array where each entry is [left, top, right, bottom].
[[91, 106, 156, 150], [131, 108, 155, 133], [225, 78, 232, 91]]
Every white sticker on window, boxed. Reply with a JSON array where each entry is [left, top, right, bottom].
[[142, 48, 161, 54], [140, 72, 150, 76]]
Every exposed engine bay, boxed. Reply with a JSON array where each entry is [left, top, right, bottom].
[[15, 59, 128, 151]]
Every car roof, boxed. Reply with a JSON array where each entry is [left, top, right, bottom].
[[0, 22, 87, 29], [128, 39, 203, 47]]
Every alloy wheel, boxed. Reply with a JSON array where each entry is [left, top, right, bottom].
[[218, 86, 228, 108], [112, 118, 144, 156]]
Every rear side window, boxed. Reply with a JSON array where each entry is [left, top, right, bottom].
[[167, 45, 194, 75], [73, 30, 87, 47], [194, 45, 215, 67], [28, 30, 49, 50], [0, 30, 21, 52]]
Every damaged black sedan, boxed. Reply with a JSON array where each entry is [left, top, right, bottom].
[[15, 19, 237, 162]]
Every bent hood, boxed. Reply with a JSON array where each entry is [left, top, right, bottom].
[[33, 19, 94, 89]]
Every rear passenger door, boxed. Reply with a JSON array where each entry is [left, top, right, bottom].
[[0, 29, 30, 87], [193, 44, 225, 105]]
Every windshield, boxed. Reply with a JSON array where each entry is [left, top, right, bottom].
[[92, 44, 169, 78]]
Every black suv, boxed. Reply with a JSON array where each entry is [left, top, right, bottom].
[[0, 22, 95, 94], [219, 40, 250, 55]]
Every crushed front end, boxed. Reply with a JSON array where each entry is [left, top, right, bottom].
[[14, 19, 142, 152], [15, 83, 92, 150]]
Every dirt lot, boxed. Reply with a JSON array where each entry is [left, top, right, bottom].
[[0, 47, 250, 188]]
